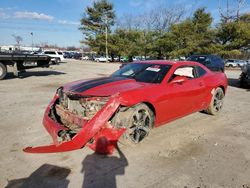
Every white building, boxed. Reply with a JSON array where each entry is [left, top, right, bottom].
[[0, 45, 40, 52]]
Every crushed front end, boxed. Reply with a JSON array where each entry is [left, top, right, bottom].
[[23, 87, 125, 154]]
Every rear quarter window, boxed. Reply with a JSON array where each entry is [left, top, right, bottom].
[[196, 66, 207, 77]]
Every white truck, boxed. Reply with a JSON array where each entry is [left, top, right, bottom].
[[94, 56, 111, 62], [42, 50, 64, 64]]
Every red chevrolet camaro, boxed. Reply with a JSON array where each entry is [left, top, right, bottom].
[[24, 60, 227, 154]]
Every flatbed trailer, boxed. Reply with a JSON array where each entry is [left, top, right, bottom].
[[0, 52, 51, 80]]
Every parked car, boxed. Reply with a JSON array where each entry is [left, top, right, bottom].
[[237, 60, 248, 67], [81, 56, 89, 60], [72, 52, 82, 59], [63, 52, 73, 59], [239, 63, 250, 87], [225, 59, 248, 68], [42, 50, 64, 63], [95, 56, 111, 62], [120, 56, 138, 62], [24, 60, 227, 154], [120, 56, 128, 62], [187, 55, 225, 72]]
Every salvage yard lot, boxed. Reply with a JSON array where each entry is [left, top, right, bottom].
[[0, 59, 250, 188]]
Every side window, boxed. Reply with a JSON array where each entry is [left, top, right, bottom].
[[195, 66, 207, 77], [169, 66, 195, 82], [45, 51, 56, 55]]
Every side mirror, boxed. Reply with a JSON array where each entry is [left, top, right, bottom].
[[170, 76, 188, 84]]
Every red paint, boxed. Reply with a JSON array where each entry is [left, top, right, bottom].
[[87, 127, 126, 154], [24, 61, 227, 154]]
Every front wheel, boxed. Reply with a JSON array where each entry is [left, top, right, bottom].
[[0, 62, 7, 80], [206, 87, 225, 115], [112, 103, 155, 145]]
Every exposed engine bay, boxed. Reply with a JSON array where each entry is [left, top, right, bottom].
[[52, 87, 110, 134]]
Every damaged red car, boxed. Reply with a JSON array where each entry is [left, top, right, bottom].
[[24, 60, 227, 154]]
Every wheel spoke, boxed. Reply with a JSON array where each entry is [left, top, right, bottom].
[[213, 91, 224, 112], [134, 131, 140, 143], [128, 125, 136, 134], [133, 111, 141, 122], [140, 126, 149, 134]]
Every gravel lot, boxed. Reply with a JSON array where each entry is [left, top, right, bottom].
[[0, 59, 250, 188]]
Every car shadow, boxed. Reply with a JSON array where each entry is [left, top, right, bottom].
[[81, 140, 128, 188], [5, 164, 71, 188], [4, 70, 66, 80]]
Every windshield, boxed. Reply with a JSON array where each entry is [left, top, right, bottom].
[[111, 63, 171, 83]]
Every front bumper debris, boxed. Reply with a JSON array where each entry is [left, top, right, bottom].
[[23, 96, 125, 154]]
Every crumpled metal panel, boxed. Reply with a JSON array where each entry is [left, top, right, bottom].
[[23, 97, 125, 154]]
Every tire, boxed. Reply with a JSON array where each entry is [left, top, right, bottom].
[[0, 62, 7, 80], [206, 87, 225, 115], [229, 64, 233, 68], [112, 103, 155, 145], [239, 74, 246, 88], [54, 58, 59, 64]]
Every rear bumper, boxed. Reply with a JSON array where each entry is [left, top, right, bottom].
[[23, 95, 125, 154]]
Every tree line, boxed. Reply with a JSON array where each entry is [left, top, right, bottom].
[[79, 0, 250, 61]]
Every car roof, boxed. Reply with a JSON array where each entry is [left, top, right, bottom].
[[136, 60, 201, 66], [189, 54, 216, 57]]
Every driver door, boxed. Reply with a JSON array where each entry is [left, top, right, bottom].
[[157, 66, 206, 124]]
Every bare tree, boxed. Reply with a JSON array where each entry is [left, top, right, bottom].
[[218, 0, 247, 22], [116, 13, 144, 30], [117, 4, 185, 32], [146, 6, 185, 33], [12, 34, 23, 49]]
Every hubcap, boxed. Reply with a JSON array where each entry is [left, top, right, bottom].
[[129, 109, 151, 143], [213, 90, 224, 112]]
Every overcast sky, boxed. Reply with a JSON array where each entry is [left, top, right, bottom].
[[0, 0, 249, 47]]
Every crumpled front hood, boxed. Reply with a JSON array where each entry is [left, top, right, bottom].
[[63, 77, 149, 96]]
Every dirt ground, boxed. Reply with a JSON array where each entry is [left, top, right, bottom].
[[0, 60, 250, 188]]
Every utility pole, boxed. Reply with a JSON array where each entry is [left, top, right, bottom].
[[105, 15, 108, 63], [31, 32, 34, 52]]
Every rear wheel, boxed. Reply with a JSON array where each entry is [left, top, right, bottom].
[[206, 87, 224, 115], [53, 58, 59, 64], [0, 62, 7, 80], [112, 103, 155, 145]]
